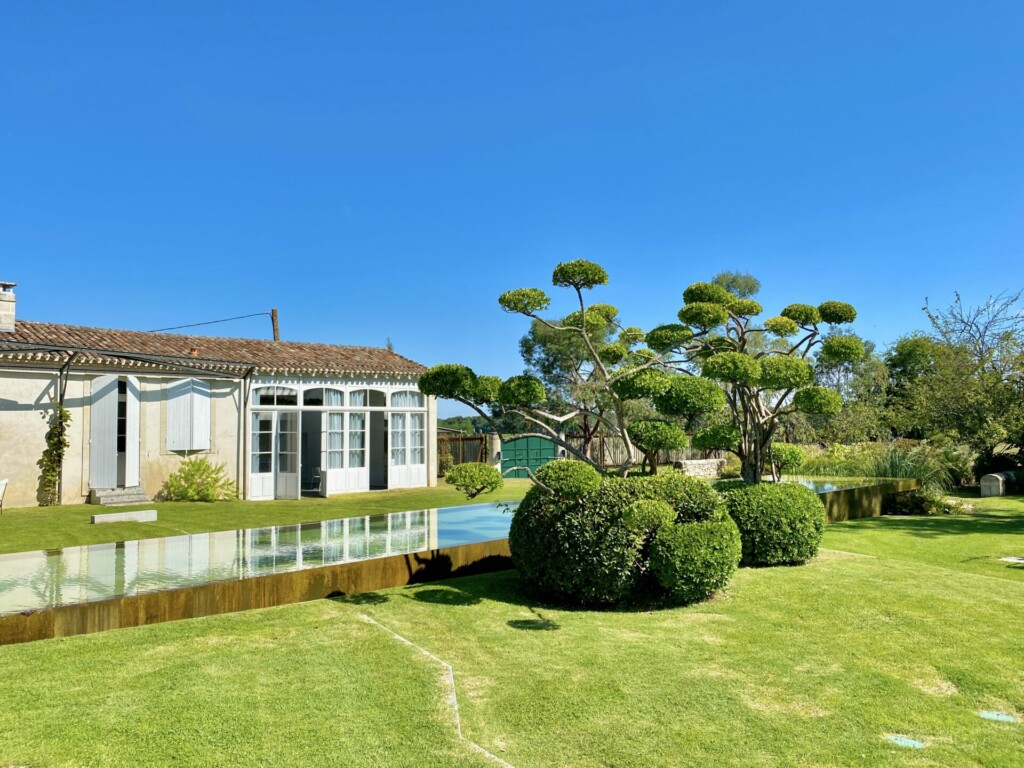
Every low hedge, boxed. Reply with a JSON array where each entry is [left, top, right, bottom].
[[508, 470, 740, 606], [720, 482, 825, 567]]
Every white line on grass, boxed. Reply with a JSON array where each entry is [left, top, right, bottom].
[[359, 613, 516, 768]]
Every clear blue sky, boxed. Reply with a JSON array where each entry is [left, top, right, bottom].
[[2, 2, 1022, 417]]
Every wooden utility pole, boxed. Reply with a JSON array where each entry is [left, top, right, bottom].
[[271, 308, 280, 341]]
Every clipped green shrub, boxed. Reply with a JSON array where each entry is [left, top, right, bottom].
[[702, 352, 761, 384], [884, 489, 968, 516], [653, 376, 726, 420], [646, 324, 694, 353], [508, 481, 645, 605], [498, 375, 547, 407], [683, 282, 734, 306], [622, 499, 676, 536], [678, 302, 730, 329], [535, 459, 602, 497], [720, 482, 825, 567], [508, 471, 736, 606], [445, 462, 504, 499], [757, 357, 814, 389], [770, 443, 805, 475], [763, 316, 798, 337], [727, 298, 762, 317], [781, 303, 821, 325], [692, 423, 742, 452], [817, 300, 857, 324], [820, 335, 865, 364], [552, 259, 609, 290], [648, 471, 728, 522], [163, 457, 237, 502], [498, 287, 551, 314], [648, 518, 742, 604], [611, 368, 672, 400], [793, 386, 843, 415]]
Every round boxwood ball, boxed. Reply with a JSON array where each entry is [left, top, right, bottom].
[[535, 459, 602, 497], [647, 471, 728, 523], [508, 482, 644, 605], [648, 518, 742, 604], [720, 482, 826, 567]]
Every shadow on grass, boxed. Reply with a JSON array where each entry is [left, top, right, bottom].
[[507, 606, 560, 631], [409, 587, 482, 606]]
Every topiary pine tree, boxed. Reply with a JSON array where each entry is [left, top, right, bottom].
[[419, 260, 863, 482]]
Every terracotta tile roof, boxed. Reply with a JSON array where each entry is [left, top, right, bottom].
[[0, 320, 426, 378]]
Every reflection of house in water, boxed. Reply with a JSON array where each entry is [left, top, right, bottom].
[[0, 510, 439, 615]]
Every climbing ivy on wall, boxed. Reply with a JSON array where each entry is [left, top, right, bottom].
[[37, 399, 71, 506]]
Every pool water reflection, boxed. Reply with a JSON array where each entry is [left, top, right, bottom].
[[0, 501, 516, 616], [784, 476, 878, 493]]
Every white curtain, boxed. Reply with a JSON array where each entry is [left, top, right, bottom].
[[390, 413, 407, 466], [410, 413, 425, 465], [328, 413, 344, 469], [390, 390, 424, 408], [348, 413, 366, 468]]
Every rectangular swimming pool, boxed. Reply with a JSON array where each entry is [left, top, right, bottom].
[[0, 501, 517, 617]]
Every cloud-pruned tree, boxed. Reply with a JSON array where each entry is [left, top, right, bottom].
[[419, 260, 863, 483]]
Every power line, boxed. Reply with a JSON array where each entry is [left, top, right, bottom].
[[147, 312, 272, 333]]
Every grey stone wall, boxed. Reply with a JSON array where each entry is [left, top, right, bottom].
[[673, 458, 726, 479]]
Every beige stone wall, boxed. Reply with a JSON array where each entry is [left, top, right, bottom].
[[135, 375, 242, 501], [0, 367, 242, 509], [0, 369, 61, 508]]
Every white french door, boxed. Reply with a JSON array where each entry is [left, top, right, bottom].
[[345, 412, 370, 492], [276, 411, 299, 499], [249, 411, 300, 500], [388, 412, 427, 489], [323, 411, 345, 496], [250, 412, 275, 500]]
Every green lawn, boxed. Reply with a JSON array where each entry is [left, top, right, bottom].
[[1, 495, 1022, 766], [823, 493, 1024, 583], [0, 480, 531, 555]]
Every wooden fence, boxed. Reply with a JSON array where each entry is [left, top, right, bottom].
[[438, 435, 487, 466], [564, 435, 722, 468], [437, 432, 723, 474]]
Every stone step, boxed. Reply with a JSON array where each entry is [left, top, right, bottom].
[[88, 487, 153, 506]]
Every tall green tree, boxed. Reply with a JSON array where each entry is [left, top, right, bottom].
[[419, 260, 863, 483]]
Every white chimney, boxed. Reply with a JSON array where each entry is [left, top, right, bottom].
[[0, 282, 16, 332]]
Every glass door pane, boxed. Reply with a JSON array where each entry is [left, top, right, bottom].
[[348, 413, 366, 468], [410, 413, 425, 465], [327, 412, 345, 469], [251, 412, 274, 473], [277, 412, 298, 474], [390, 413, 407, 466]]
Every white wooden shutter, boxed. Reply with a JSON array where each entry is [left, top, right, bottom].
[[190, 379, 211, 450], [89, 374, 119, 489], [166, 379, 193, 451], [125, 375, 141, 487], [167, 378, 211, 451]]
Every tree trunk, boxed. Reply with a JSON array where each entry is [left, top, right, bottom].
[[740, 442, 764, 483], [645, 451, 659, 475]]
